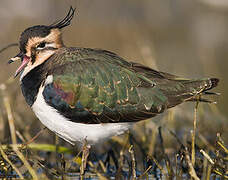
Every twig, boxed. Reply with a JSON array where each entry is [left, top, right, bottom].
[[0, 84, 17, 144], [115, 149, 124, 179], [88, 161, 108, 180], [24, 127, 47, 145], [200, 149, 215, 165], [0, 146, 24, 179], [16, 130, 26, 143], [169, 129, 185, 148], [128, 145, 136, 179], [192, 101, 199, 166], [150, 156, 166, 175], [206, 164, 212, 180], [0, 109, 4, 141], [0, 43, 18, 54], [202, 149, 208, 180], [158, 127, 174, 179], [115, 132, 130, 179], [217, 140, 228, 154], [12, 145, 38, 180], [185, 147, 200, 180], [138, 165, 152, 179], [98, 160, 107, 173]]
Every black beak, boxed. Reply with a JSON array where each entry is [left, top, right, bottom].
[[8, 52, 24, 64]]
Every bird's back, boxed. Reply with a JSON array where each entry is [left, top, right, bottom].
[[35, 47, 219, 124]]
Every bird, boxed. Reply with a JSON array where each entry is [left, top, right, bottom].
[[8, 7, 219, 161]]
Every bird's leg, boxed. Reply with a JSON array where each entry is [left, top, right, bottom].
[[80, 139, 90, 178]]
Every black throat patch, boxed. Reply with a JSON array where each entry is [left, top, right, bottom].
[[21, 62, 48, 106]]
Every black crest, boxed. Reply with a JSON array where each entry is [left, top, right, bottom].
[[49, 6, 76, 29], [19, 6, 76, 53]]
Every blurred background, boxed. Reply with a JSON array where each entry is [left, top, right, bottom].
[[0, 0, 227, 153]]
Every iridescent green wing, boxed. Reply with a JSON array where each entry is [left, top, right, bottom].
[[43, 48, 168, 124]]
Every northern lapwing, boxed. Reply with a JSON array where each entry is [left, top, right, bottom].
[[8, 7, 219, 174]]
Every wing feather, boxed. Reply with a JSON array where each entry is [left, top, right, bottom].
[[43, 48, 171, 124]]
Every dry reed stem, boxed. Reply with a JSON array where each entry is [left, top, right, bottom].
[[217, 141, 228, 154], [115, 148, 124, 179], [158, 127, 174, 179], [206, 164, 212, 180], [138, 165, 152, 179], [150, 156, 166, 175], [202, 151, 208, 180], [185, 147, 200, 180], [1, 84, 17, 144], [213, 169, 224, 177], [1, 83, 39, 179], [175, 154, 183, 180], [80, 140, 90, 179], [192, 101, 199, 167], [16, 130, 26, 143], [88, 161, 108, 180], [98, 160, 107, 173], [128, 145, 136, 179], [25, 127, 47, 146], [200, 149, 215, 165], [12, 144, 38, 180], [0, 109, 4, 140], [0, 146, 24, 179], [0, 84, 39, 179], [115, 132, 130, 179]]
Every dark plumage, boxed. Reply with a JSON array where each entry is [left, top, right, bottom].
[[9, 6, 219, 146], [21, 47, 219, 124]]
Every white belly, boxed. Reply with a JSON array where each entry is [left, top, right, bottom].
[[32, 81, 132, 145]]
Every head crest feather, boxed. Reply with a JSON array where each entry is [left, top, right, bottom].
[[49, 6, 76, 29]]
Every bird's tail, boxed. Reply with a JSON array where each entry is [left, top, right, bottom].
[[161, 78, 220, 108], [185, 78, 220, 103]]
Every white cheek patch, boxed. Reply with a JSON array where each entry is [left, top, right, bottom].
[[46, 43, 57, 48], [20, 50, 55, 81], [36, 43, 57, 51]]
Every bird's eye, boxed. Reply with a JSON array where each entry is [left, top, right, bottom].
[[37, 42, 46, 49]]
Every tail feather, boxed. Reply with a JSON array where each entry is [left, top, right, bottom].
[[162, 78, 220, 108], [203, 91, 221, 96], [185, 78, 220, 103], [187, 97, 217, 104], [181, 78, 219, 94], [204, 78, 219, 92]]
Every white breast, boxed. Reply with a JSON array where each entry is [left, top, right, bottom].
[[31, 75, 133, 145]]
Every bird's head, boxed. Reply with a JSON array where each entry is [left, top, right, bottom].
[[9, 7, 75, 79]]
